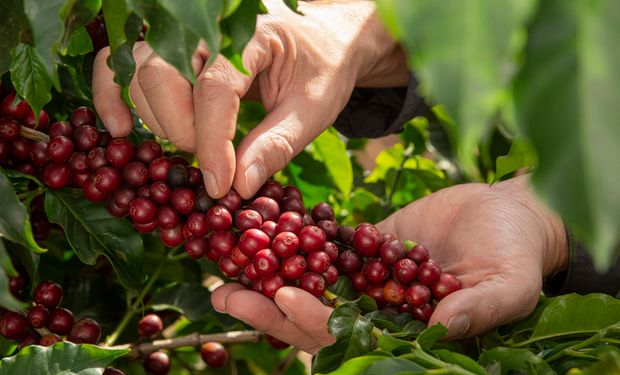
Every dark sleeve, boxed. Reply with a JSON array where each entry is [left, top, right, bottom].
[[333, 75, 429, 138], [543, 229, 620, 297]]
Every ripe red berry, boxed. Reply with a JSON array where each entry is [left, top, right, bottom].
[[166, 164, 188, 188], [272, 231, 299, 258], [352, 225, 382, 257], [187, 166, 202, 187], [73, 125, 100, 151], [380, 239, 406, 265], [251, 196, 280, 222], [412, 303, 434, 323], [244, 263, 260, 281], [106, 138, 134, 168], [350, 272, 368, 292], [200, 342, 229, 368], [418, 261, 442, 286], [239, 228, 271, 258], [122, 161, 149, 187], [230, 246, 251, 267], [307, 251, 331, 274], [157, 206, 180, 229], [70, 106, 96, 128], [261, 220, 277, 239], [280, 197, 305, 215], [235, 209, 263, 231], [185, 236, 209, 259], [254, 249, 280, 277], [138, 314, 164, 337], [18, 330, 41, 350], [383, 279, 406, 305], [407, 244, 430, 265], [363, 259, 390, 285], [186, 213, 209, 237], [1, 91, 30, 118], [107, 198, 128, 217], [218, 256, 241, 278], [194, 190, 214, 213], [82, 176, 108, 202], [275, 211, 304, 234], [280, 255, 307, 280], [0, 118, 21, 141], [160, 224, 184, 248], [148, 157, 173, 181], [257, 180, 284, 202], [11, 138, 32, 161], [337, 225, 355, 244], [170, 188, 195, 215], [337, 250, 362, 275], [322, 241, 339, 262], [405, 283, 431, 307], [393, 258, 418, 285], [299, 226, 326, 253], [0, 312, 29, 340], [266, 335, 290, 350], [34, 280, 64, 307], [216, 189, 242, 213], [322, 265, 339, 286], [50, 121, 73, 138], [68, 318, 101, 344], [431, 273, 461, 300], [103, 368, 125, 375], [149, 181, 171, 204], [94, 166, 122, 193], [68, 152, 88, 173], [129, 197, 158, 224], [209, 231, 237, 256], [144, 351, 171, 375], [134, 220, 159, 234], [366, 285, 387, 307], [9, 274, 26, 295], [135, 140, 162, 164], [22, 109, 49, 131], [47, 307, 75, 335], [283, 185, 302, 200], [311, 202, 334, 222], [299, 272, 326, 298], [39, 333, 62, 346], [87, 147, 108, 170], [27, 305, 50, 328], [112, 185, 136, 208], [316, 220, 338, 241], [47, 135, 75, 162], [261, 273, 285, 299]]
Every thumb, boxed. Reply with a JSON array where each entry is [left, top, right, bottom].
[[429, 278, 540, 340]]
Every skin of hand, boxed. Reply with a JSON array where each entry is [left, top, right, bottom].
[[210, 175, 569, 353], [92, 0, 409, 199]]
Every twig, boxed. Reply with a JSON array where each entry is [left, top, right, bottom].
[[20, 126, 49, 142]]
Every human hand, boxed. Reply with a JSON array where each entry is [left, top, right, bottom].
[[92, 0, 408, 199], [376, 175, 569, 339]]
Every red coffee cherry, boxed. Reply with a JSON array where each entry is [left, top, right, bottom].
[[186, 213, 209, 238], [82, 176, 108, 202], [257, 180, 285, 202], [431, 273, 461, 300], [87, 147, 108, 170], [166, 164, 188, 188], [275, 211, 304, 234], [407, 244, 430, 265], [157, 206, 180, 229], [418, 261, 442, 286], [412, 303, 434, 323], [0, 312, 29, 340], [70, 106, 96, 128], [94, 166, 122, 193], [50, 121, 73, 138], [235, 209, 263, 231], [337, 250, 362, 275], [206, 205, 232, 231], [144, 351, 171, 375], [129, 197, 158, 224], [254, 249, 280, 277], [138, 314, 164, 337], [251, 196, 280, 222], [185, 236, 209, 259], [218, 256, 241, 278], [363, 259, 390, 285], [68, 318, 101, 344], [47, 135, 74, 163], [307, 251, 331, 274], [239, 228, 271, 258], [316, 220, 338, 241], [47, 307, 75, 335], [160, 224, 184, 248], [149, 157, 173, 181], [383, 279, 406, 305], [18, 330, 41, 350], [122, 161, 149, 187], [280, 255, 307, 280], [393, 258, 418, 285], [209, 231, 237, 257], [380, 240, 406, 266], [106, 138, 134, 168], [298, 226, 326, 253], [216, 189, 242, 213], [352, 225, 382, 257], [261, 273, 285, 299], [322, 265, 339, 286], [34, 280, 64, 307], [272, 231, 299, 258], [405, 283, 432, 307], [135, 140, 162, 164], [299, 272, 326, 298], [200, 342, 229, 368], [311, 202, 334, 222], [39, 333, 62, 346], [230, 246, 251, 267], [73, 125, 100, 151], [350, 272, 368, 292], [266, 335, 290, 350], [27, 305, 50, 328]]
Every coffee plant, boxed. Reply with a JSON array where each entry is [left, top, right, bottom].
[[0, 0, 619, 374]]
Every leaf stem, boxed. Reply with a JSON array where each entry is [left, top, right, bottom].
[[104, 256, 168, 346], [385, 147, 412, 208], [323, 289, 344, 307]]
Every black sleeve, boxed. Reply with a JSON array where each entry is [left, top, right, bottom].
[[333, 75, 429, 138], [543, 230, 620, 297]]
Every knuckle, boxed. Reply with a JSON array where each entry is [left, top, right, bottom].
[[265, 129, 295, 167], [138, 58, 169, 92]]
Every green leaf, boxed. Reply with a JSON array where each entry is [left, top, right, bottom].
[[434, 349, 487, 375], [328, 276, 356, 301], [129, 0, 200, 83], [527, 293, 620, 342], [45, 188, 144, 290], [0, 0, 30, 75], [375, 0, 537, 179], [313, 128, 353, 197], [64, 27, 94, 56], [221, 0, 260, 73], [102, 0, 142, 106], [0, 240, 28, 311], [24, 0, 65, 88], [478, 347, 555, 375], [312, 304, 374, 374], [59, 0, 101, 53], [10, 43, 53, 124], [0, 170, 46, 254], [148, 282, 215, 321], [157, 0, 222, 64], [0, 341, 129, 374], [366, 311, 413, 333], [493, 139, 537, 182], [415, 323, 448, 350], [401, 117, 429, 155], [286, 150, 334, 207], [365, 143, 404, 184], [513, 0, 620, 270], [340, 188, 384, 225], [221, 0, 242, 19], [360, 357, 426, 375], [316, 354, 388, 375], [576, 350, 620, 375]]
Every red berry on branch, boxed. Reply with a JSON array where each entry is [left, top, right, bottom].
[[144, 351, 171, 375], [138, 314, 164, 337], [431, 273, 461, 300], [47, 307, 74, 335], [27, 305, 50, 328], [0, 312, 29, 340], [68, 318, 101, 344], [34, 280, 64, 307], [200, 342, 229, 368]]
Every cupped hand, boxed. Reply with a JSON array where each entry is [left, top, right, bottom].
[[376, 175, 569, 339], [92, 0, 408, 199]]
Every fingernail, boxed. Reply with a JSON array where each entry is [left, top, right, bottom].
[[277, 300, 295, 322], [244, 162, 265, 196], [446, 314, 470, 339], [213, 305, 225, 313], [201, 169, 220, 197]]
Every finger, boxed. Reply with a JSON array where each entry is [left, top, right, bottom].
[[194, 39, 272, 198], [210, 282, 246, 313], [274, 287, 335, 347], [429, 276, 540, 340], [138, 54, 196, 151], [223, 288, 324, 352], [233, 97, 332, 199], [92, 47, 133, 137]]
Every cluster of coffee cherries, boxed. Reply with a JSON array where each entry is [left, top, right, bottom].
[[0, 94, 461, 323], [136, 313, 230, 374], [0, 278, 101, 350]]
